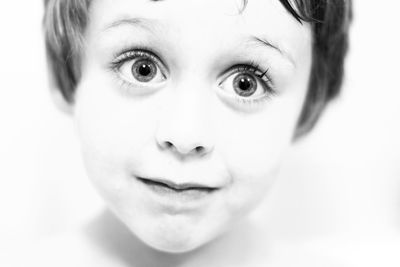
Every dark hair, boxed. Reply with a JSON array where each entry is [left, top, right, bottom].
[[43, 0, 352, 137]]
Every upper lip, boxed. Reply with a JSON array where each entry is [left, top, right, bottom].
[[137, 177, 218, 192]]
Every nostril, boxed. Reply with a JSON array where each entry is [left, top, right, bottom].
[[195, 146, 205, 154], [165, 141, 174, 149], [158, 138, 211, 156]]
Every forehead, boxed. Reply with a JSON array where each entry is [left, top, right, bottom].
[[87, 0, 311, 66]]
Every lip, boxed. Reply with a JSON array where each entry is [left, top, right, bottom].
[[137, 177, 218, 192], [136, 176, 219, 202]]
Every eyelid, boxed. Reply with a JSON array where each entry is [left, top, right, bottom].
[[109, 47, 169, 96], [111, 47, 169, 75], [219, 63, 275, 93]]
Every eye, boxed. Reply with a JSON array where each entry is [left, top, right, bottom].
[[113, 50, 167, 87], [232, 73, 258, 97], [131, 59, 157, 82], [218, 65, 274, 99]]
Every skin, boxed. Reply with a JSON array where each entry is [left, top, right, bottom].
[[62, 0, 312, 262]]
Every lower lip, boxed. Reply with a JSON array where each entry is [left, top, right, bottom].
[[136, 177, 217, 203]]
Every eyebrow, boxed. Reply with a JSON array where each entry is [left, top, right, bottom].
[[248, 36, 295, 66], [104, 17, 295, 66], [103, 17, 159, 33]]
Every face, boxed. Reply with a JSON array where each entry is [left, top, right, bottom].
[[73, 0, 312, 253]]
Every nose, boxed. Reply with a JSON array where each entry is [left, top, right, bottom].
[[155, 91, 214, 158]]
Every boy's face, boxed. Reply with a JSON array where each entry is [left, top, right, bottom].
[[73, 0, 311, 252]]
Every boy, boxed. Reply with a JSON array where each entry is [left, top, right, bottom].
[[42, 0, 352, 265]]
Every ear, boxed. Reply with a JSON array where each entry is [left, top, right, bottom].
[[50, 86, 74, 115]]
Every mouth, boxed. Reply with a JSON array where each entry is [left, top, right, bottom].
[[135, 175, 222, 210], [137, 177, 218, 193]]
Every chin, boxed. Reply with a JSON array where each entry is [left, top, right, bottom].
[[148, 240, 202, 254], [132, 220, 218, 254]]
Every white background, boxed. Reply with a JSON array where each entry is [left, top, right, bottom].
[[0, 0, 399, 262]]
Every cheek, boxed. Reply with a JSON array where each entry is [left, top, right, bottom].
[[72, 74, 160, 188], [218, 103, 301, 176], [216, 123, 285, 213], [75, 75, 157, 151], [216, 92, 307, 210]]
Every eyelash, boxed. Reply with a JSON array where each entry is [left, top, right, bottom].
[[110, 45, 163, 65], [221, 62, 276, 105], [109, 48, 167, 95], [109, 48, 277, 106]]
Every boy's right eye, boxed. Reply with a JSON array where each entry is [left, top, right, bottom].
[[112, 50, 167, 88]]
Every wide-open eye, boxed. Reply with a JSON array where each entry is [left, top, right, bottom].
[[131, 59, 157, 82], [232, 73, 258, 97], [218, 65, 274, 100], [113, 50, 167, 87]]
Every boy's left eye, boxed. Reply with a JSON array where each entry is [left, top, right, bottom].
[[218, 65, 274, 99], [113, 50, 167, 86]]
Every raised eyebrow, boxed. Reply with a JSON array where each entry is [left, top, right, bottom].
[[103, 17, 160, 32], [103, 18, 296, 66], [248, 36, 296, 67]]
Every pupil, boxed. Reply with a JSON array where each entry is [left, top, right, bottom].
[[138, 64, 151, 76], [239, 78, 251, 91]]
